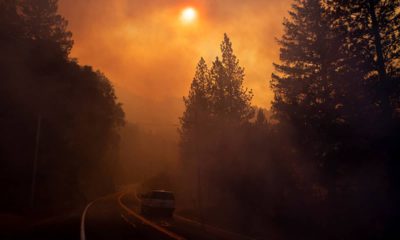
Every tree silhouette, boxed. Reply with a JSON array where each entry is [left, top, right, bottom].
[[180, 34, 254, 159], [211, 34, 254, 124], [180, 57, 213, 162], [328, 0, 400, 129], [0, 0, 124, 212], [20, 0, 73, 55], [271, 0, 349, 172], [270, 1, 400, 238], [179, 35, 255, 221]]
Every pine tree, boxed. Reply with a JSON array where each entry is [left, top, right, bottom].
[[180, 34, 254, 160], [327, 2, 400, 231], [210, 34, 254, 124], [272, 0, 341, 141], [328, 0, 400, 121], [180, 58, 211, 153], [270, 0, 373, 174]]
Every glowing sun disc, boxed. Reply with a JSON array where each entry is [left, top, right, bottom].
[[181, 7, 197, 23]]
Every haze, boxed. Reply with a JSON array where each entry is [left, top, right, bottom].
[[58, 0, 291, 127], [2, 0, 399, 239]]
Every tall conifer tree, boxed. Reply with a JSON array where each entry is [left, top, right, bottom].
[[210, 34, 254, 124]]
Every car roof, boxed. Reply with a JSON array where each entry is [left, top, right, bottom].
[[151, 190, 173, 194]]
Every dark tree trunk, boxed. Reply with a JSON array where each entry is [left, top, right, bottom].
[[367, 1, 387, 83], [367, 0, 392, 128]]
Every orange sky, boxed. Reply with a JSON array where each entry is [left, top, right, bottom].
[[59, 0, 292, 128]]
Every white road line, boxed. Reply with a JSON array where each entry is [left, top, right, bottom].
[[80, 201, 94, 240], [80, 193, 125, 240]]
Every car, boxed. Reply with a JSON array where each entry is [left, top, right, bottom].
[[140, 190, 175, 217]]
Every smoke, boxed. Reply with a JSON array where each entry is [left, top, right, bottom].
[[58, 0, 292, 127]]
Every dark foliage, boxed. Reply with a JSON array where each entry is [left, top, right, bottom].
[[270, 0, 400, 238], [0, 0, 124, 213], [180, 1, 399, 239]]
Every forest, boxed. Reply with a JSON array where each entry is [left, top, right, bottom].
[[0, 0, 399, 239], [0, 0, 124, 213], [179, 1, 399, 239]]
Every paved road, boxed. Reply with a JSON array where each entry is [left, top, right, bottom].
[[4, 192, 253, 240], [117, 191, 253, 240]]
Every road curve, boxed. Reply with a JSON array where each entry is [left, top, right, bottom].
[[78, 191, 255, 240], [129, 189, 255, 240], [80, 201, 94, 240]]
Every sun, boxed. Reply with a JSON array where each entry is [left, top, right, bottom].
[[181, 7, 197, 24]]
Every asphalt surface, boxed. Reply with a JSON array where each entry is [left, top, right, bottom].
[[3, 193, 253, 240]]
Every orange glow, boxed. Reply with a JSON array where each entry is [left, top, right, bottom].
[[59, 0, 293, 127], [181, 7, 197, 24]]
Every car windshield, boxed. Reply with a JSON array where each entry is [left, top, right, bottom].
[[150, 191, 175, 200]]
